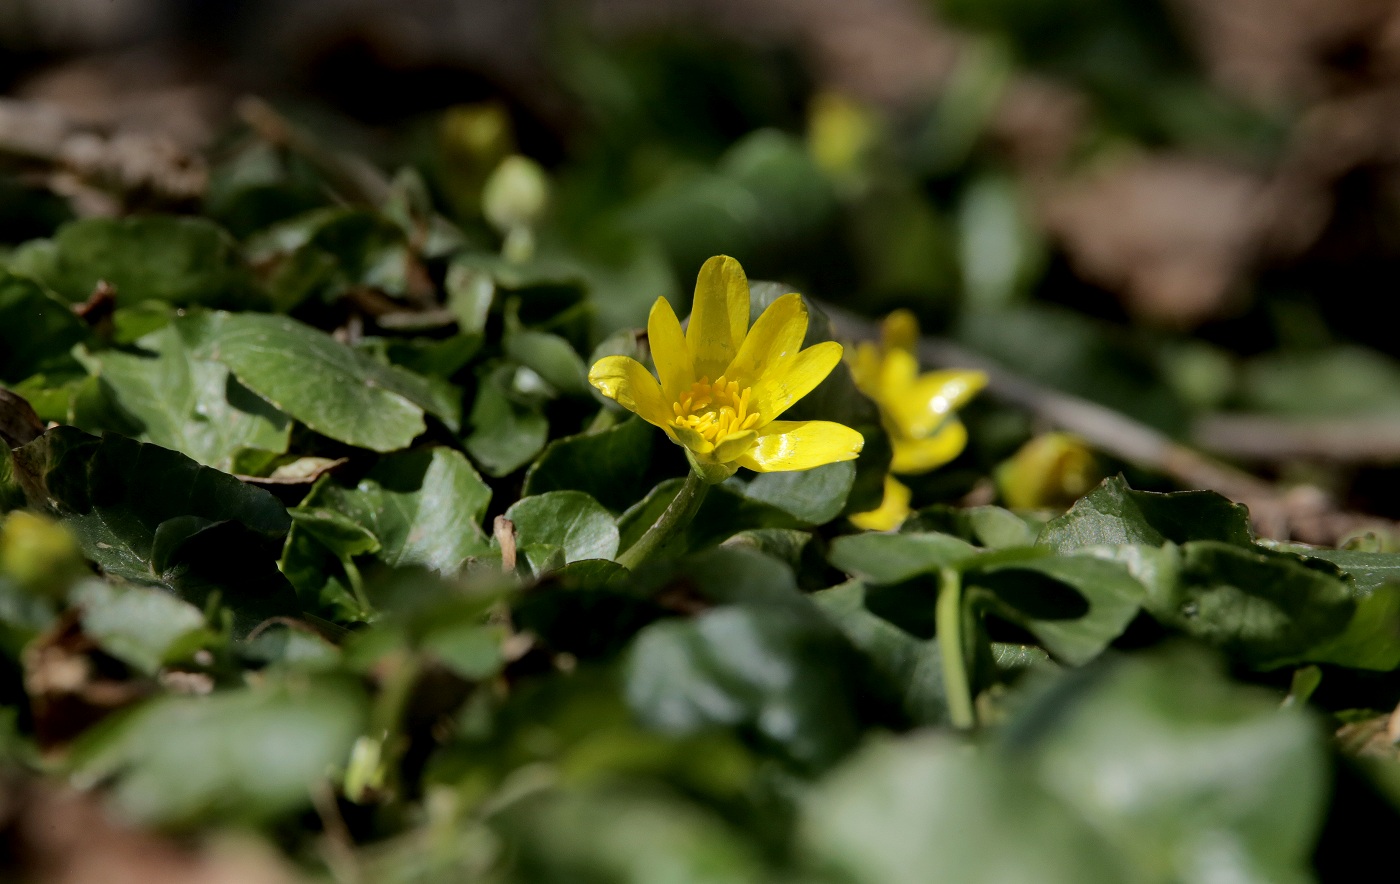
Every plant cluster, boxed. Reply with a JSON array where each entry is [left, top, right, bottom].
[[3, 7, 1400, 880]]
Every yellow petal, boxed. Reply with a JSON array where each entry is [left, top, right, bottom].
[[881, 309, 920, 354], [849, 475, 913, 531], [750, 340, 843, 421], [712, 429, 758, 463], [876, 347, 919, 402], [647, 296, 694, 401], [686, 255, 750, 380], [725, 292, 807, 387], [995, 432, 1099, 510], [588, 356, 672, 429], [848, 341, 883, 397], [890, 418, 967, 474], [737, 420, 863, 472], [883, 369, 986, 439], [671, 423, 715, 455]]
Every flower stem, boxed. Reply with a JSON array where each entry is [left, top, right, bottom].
[[342, 555, 370, 617], [937, 566, 976, 729], [617, 472, 709, 569]]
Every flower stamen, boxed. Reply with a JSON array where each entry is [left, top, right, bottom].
[[671, 375, 761, 446]]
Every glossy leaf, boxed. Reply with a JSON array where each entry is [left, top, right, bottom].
[[9, 426, 296, 636], [70, 675, 367, 825], [828, 531, 977, 584], [1022, 647, 1327, 884], [1147, 541, 1356, 669], [1040, 475, 1253, 552], [188, 311, 460, 452], [800, 734, 1122, 884], [625, 604, 862, 767], [507, 491, 619, 565], [18, 216, 255, 308], [523, 417, 654, 511], [464, 364, 549, 475], [814, 580, 950, 726], [0, 270, 87, 383], [966, 550, 1144, 666], [76, 323, 291, 471], [739, 460, 855, 525], [73, 579, 211, 674], [305, 447, 492, 572]]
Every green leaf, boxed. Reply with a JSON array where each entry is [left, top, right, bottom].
[[70, 674, 367, 826], [504, 329, 590, 396], [380, 334, 481, 380], [76, 324, 291, 471], [288, 508, 382, 558], [21, 216, 255, 308], [523, 417, 655, 511], [444, 259, 495, 335], [631, 547, 811, 611], [720, 528, 813, 571], [966, 550, 1144, 665], [0, 270, 88, 383], [507, 491, 619, 564], [492, 787, 766, 883], [73, 579, 211, 674], [828, 531, 978, 584], [1147, 541, 1356, 669], [188, 311, 460, 451], [421, 622, 505, 680], [738, 460, 855, 525], [1280, 546, 1400, 595], [237, 623, 342, 672], [1040, 475, 1253, 552], [512, 559, 658, 660], [814, 580, 950, 726], [1290, 582, 1400, 671], [800, 734, 1122, 884], [304, 447, 492, 572], [280, 505, 382, 618], [904, 504, 1041, 549], [464, 364, 549, 476], [625, 604, 862, 767], [10, 426, 297, 636], [245, 208, 415, 307], [1022, 647, 1327, 884]]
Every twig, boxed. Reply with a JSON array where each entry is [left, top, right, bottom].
[[310, 780, 361, 884], [236, 96, 390, 206], [1193, 414, 1400, 464], [820, 302, 1400, 545], [493, 516, 517, 572]]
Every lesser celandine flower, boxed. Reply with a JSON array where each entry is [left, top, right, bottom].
[[995, 432, 1099, 510], [589, 256, 864, 485], [848, 310, 986, 530]]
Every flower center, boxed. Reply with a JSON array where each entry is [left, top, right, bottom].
[[671, 375, 761, 444]]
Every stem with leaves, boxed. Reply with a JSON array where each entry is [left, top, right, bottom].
[[617, 472, 709, 570]]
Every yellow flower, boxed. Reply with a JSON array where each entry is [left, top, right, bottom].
[[589, 256, 864, 484], [849, 310, 986, 528], [848, 475, 913, 532], [995, 432, 1098, 510]]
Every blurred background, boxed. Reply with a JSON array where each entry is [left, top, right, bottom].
[[4, 0, 1400, 530]]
